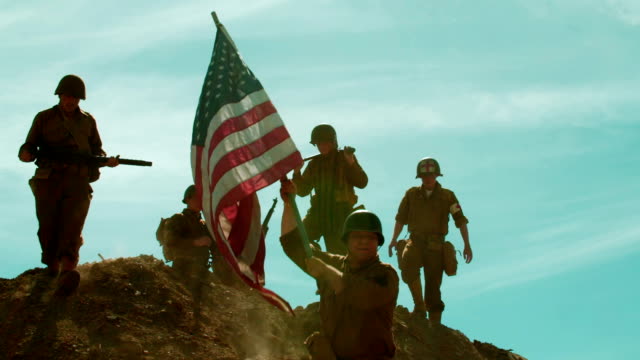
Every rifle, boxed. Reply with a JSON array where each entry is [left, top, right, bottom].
[[303, 146, 355, 162], [94, 156, 152, 167], [261, 198, 278, 236], [36, 149, 152, 167]]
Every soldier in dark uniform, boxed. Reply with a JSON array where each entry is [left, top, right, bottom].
[[18, 74, 119, 295], [164, 186, 212, 284], [280, 179, 399, 360], [162, 186, 234, 291], [292, 124, 368, 255], [388, 157, 473, 324]]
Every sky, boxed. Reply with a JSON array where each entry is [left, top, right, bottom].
[[1, 0, 639, 359]]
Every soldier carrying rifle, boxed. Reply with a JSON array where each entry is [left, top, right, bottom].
[[292, 124, 368, 255], [18, 74, 150, 296]]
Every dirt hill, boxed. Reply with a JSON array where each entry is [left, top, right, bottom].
[[0, 256, 527, 360]]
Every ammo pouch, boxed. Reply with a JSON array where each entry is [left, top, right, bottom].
[[443, 241, 458, 276]]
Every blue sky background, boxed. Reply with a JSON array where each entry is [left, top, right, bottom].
[[1, 1, 639, 358]]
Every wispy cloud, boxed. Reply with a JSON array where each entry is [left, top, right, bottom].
[[447, 216, 640, 299], [280, 82, 640, 140], [0, 0, 292, 66], [607, 0, 640, 26], [0, 8, 34, 31], [516, 0, 640, 27], [1, 0, 396, 69]]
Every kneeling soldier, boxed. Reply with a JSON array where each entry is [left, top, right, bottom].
[[280, 180, 398, 360], [163, 186, 212, 303]]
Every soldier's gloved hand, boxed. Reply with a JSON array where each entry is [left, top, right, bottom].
[[343, 150, 355, 166], [305, 257, 327, 279], [279, 178, 297, 203], [388, 239, 398, 258], [18, 148, 35, 162], [105, 155, 119, 167], [463, 245, 473, 263]]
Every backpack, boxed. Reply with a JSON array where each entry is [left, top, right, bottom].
[[155, 217, 175, 262]]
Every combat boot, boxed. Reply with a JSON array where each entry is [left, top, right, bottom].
[[55, 270, 80, 296], [46, 261, 60, 277], [409, 278, 426, 318]]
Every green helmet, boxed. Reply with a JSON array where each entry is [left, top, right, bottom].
[[54, 74, 86, 100], [182, 185, 196, 204], [341, 210, 384, 246], [310, 124, 337, 145], [416, 157, 442, 178]]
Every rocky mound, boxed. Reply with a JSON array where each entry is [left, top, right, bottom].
[[0, 256, 527, 360]]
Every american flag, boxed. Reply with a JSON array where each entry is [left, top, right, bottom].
[[191, 13, 302, 313]]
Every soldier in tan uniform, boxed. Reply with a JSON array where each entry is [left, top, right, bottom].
[[18, 75, 119, 295], [293, 124, 368, 255], [388, 158, 473, 324], [280, 179, 398, 360]]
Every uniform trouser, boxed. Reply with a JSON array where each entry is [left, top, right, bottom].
[[303, 203, 353, 255], [173, 254, 209, 289], [305, 331, 393, 360], [399, 236, 445, 313], [305, 332, 337, 360], [211, 251, 235, 285], [29, 170, 92, 268]]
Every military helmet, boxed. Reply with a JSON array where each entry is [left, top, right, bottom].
[[310, 124, 337, 145], [182, 185, 197, 204], [416, 157, 443, 178], [341, 210, 385, 246], [54, 74, 86, 100]]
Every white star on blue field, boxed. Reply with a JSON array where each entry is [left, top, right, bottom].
[[1, 2, 639, 359]]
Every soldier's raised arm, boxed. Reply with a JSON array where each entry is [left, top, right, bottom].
[[279, 179, 341, 273]]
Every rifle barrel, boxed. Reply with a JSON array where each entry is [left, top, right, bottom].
[[95, 156, 152, 167], [118, 158, 153, 167]]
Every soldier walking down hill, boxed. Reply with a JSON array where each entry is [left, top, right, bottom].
[[388, 157, 473, 325], [18, 74, 119, 296], [292, 124, 368, 255]]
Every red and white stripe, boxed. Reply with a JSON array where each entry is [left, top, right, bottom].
[[191, 89, 302, 313]]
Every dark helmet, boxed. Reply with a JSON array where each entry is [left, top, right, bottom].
[[182, 185, 197, 204], [341, 210, 385, 246], [310, 124, 337, 145], [54, 74, 86, 100], [416, 157, 442, 178]]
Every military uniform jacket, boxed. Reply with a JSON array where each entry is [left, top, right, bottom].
[[293, 149, 368, 209], [165, 208, 211, 258], [20, 105, 106, 172], [281, 230, 399, 359], [395, 182, 469, 236]]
